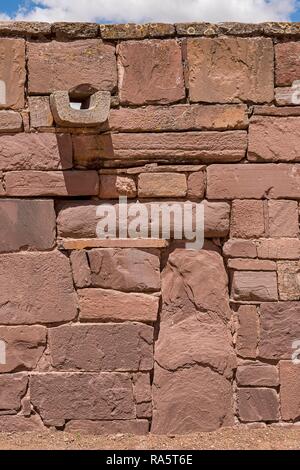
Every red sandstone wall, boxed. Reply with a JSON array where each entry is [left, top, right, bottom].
[[0, 21, 300, 434]]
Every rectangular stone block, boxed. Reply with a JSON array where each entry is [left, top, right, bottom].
[[49, 323, 153, 372], [0, 251, 77, 324], [187, 171, 206, 200], [231, 271, 278, 302], [223, 239, 257, 258], [70, 251, 91, 288], [73, 131, 248, 167], [237, 388, 279, 422], [280, 361, 300, 421], [249, 117, 300, 162], [78, 288, 159, 323], [117, 39, 185, 105], [30, 373, 135, 421], [186, 37, 274, 103], [0, 199, 56, 253], [5, 171, 99, 197], [0, 111, 22, 132], [207, 164, 300, 200], [138, 173, 187, 198], [236, 363, 279, 387], [99, 174, 137, 199], [0, 326, 46, 373], [256, 238, 300, 260], [259, 302, 300, 359], [28, 40, 117, 94], [228, 259, 276, 271], [28, 96, 53, 128], [277, 261, 300, 301], [101, 23, 175, 39], [230, 200, 265, 238], [0, 373, 27, 412], [0, 38, 25, 109], [109, 104, 249, 132], [236, 305, 258, 359], [267, 200, 299, 238], [275, 42, 300, 86], [0, 133, 72, 171]]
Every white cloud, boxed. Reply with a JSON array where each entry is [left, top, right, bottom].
[[7, 0, 300, 23]]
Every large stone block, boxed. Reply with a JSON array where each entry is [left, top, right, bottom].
[[237, 388, 279, 422], [0, 251, 77, 324], [49, 323, 153, 371], [152, 249, 236, 434], [117, 39, 185, 105], [0, 38, 25, 109], [186, 37, 274, 103], [280, 361, 300, 421], [0, 199, 56, 253], [0, 373, 27, 412], [0, 133, 72, 171], [30, 373, 135, 420], [28, 40, 117, 94], [268, 200, 299, 238], [231, 271, 278, 302], [277, 261, 300, 301], [275, 42, 300, 86], [259, 302, 300, 359], [78, 288, 159, 323], [0, 326, 46, 373]]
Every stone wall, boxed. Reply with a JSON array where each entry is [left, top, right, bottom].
[[0, 21, 300, 434]]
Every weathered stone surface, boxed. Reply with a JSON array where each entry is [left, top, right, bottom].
[[176, 22, 264, 37], [256, 238, 300, 260], [117, 39, 185, 105], [187, 171, 206, 200], [56, 200, 229, 239], [223, 239, 257, 258], [0, 199, 56, 253], [109, 104, 249, 132], [268, 200, 299, 238], [0, 111, 22, 132], [100, 23, 175, 40], [0, 326, 46, 373], [275, 42, 300, 86], [0, 22, 51, 37], [49, 323, 153, 371], [0, 133, 72, 171], [263, 22, 300, 36], [230, 200, 265, 238], [65, 419, 149, 435], [103, 164, 206, 175], [280, 361, 300, 421], [73, 131, 247, 166], [0, 38, 25, 110], [249, 117, 300, 162], [28, 96, 53, 128], [228, 259, 276, 271], [99, 174, 137, 199], [0, 415, 44, 432], [133, 373, 152, 418], [237, 363, 279, 387], [231, 271, 278, 302], [70, 251, 91, 288], [186, 37, 274, 103], [236, 305, 258, 359], [0, 251, 77, 324], [30, 373, 135, 420], [259, 302, 300, 359], [207, 164, 300, 200], [237, 388, 279, 422], [138, 173, 187, 198], [78, 288, 159, 323], [277, 261, 300, 301], [152, 249, 235, 434], [5, 170, 99, 197], [254, 105, 300, 116], [87, 248, 160, 293], [0, 373, 27, 412], [53, 22, 99, 39], [28, 40, 117, 94]]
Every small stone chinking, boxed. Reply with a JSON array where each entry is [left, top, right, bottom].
[[0, 20, 300, 435]]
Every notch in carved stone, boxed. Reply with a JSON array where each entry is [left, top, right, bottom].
[[50, 84, 111, 127]]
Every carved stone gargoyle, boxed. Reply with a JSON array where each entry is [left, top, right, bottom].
[[50, 84, 111, 127]]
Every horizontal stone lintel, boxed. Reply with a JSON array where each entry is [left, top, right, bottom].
[[58, 238, 169, 250]]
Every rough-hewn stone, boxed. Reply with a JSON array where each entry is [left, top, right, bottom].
[[0, 251, 77, 324], [231, 271, 278, 302], [277, 261, 300, 301], [0, 22, 51, 37], [0, 415, 44, 432], [230, 200, 265, 238], [28, 40, 117, 94], [0, 373, 27, 412], [275, 42, 300, 86], [187, 171, 206, 199], [228, 259, 276, 271], [236, 305, 258, 359], [259, 302, 300, 359], [223, 239, 257, 258], [0, 38, 25, 110], [186, 37, 274, 103], [100, 23, 175, 40], [99, 174, 137, 199], [138, 173, 187, 198], [0, 326, 46, 373], [0, 111, 22, 132], [237, 388, 279, 422], [236, 363, 279, 387], [280, 361, 300, 421], [268, 200, 299, 238], [53, 22, 99, 39], [117, 40, 185, 105], [256, 238, 300, 260], [28, 96, 53, 128], [70, 251, 91, 288], [78, 288, 159, 323]]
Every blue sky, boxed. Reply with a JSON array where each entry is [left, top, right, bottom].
[[0, 1, 299, 23]]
